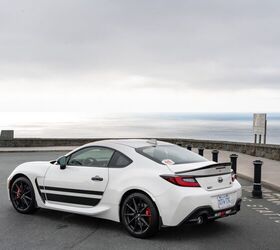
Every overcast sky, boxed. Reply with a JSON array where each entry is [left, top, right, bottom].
[[1, 0, 280, 113]]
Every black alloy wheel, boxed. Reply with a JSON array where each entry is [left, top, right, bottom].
[[121, 192, 159, 238], [10, 177, 37, 214]]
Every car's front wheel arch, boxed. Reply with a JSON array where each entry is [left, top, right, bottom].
[[9, 175, 38, 213], [8, 173, 29, 190]]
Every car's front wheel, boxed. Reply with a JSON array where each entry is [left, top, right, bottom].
[[10, 176, 37, 214], [121, 192, 159, 238]]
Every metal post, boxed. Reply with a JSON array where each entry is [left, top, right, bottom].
[[264, 120, 267, 144], [230, 154, 238, 175], [254, 134, 257, 144], [252, 160, 263, 199], [212, 149, 219, 162], [259, 134, 262, 144], [187, 145, 192, 151], [198, 147, 204, 156]]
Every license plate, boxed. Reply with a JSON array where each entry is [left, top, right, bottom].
[[217, 194, 232, 209]]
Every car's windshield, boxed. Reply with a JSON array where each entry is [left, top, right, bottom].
[[136, 145, 207, 165]]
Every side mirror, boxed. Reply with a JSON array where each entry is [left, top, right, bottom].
[[57, 156, 67, 170]]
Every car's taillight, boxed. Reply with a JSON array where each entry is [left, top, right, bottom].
[[160, 175, 200, 187], [231, 172, 236, 182]]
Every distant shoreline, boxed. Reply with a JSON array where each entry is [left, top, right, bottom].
[[0, 112, 279, 144]]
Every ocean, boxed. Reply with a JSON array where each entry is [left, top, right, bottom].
[[0, 112, 280, 145]]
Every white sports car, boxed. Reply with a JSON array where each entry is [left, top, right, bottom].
[[7, 139, 242, 238]]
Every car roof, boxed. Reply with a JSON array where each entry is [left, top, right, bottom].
[[87, 139, 171, 149]]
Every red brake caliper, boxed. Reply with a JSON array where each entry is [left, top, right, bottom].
[[145, 207, 152, 224], [16, 186, 22, 199]]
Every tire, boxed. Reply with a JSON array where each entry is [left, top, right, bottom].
[[10, 176, 37, 214], [121, 192, 159, 238]]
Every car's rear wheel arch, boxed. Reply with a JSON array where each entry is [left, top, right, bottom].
[[119, 189, 161, 224]]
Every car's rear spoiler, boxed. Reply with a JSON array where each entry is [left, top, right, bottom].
[[174, 162, 232, 175]]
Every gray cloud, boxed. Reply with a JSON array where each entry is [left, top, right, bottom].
[[1, 0, 280, 93]]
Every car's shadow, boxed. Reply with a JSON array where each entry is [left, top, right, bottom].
[[33, 208, 236, 241]]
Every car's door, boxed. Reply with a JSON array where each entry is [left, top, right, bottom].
[[42, 146, 114, 208]]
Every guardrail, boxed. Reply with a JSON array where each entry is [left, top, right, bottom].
[[0, 138, 280, 161]]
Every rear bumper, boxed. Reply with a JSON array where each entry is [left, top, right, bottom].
[[155, 181, 242, 227], [180, 198, 242, 225]]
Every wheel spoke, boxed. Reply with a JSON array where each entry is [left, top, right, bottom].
[[126, 204, 135, 213], [18, 199, 24, 209], [139, 204, 148, 214], [134, 218, 137, 230], [124, 213, 134, 216], [22, 190, 31, 196], [132, 198, 137, 211], [24, 196, 32, 201], [22, 197, 29, 207], [138, 220, 143, 232], [140, 217, 149, 227], [128, 215, 137, 225]]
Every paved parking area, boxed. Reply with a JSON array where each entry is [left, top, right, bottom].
[[0, 151, 279, 250]]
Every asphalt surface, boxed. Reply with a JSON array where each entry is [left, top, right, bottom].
[[0, 151, 279, 250]]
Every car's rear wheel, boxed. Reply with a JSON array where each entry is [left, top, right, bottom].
[[10, 177, 37, 214], [121, 192, 159, 238]]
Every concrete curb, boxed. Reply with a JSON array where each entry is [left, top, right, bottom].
[[237, 173, 280, 192]]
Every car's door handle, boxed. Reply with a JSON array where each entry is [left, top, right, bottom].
[[91, 176, 103, 181]]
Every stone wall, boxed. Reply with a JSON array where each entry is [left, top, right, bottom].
[[163, 138, 280, 161], [0, 137, 279, 161], [0, 130, 14, 140]]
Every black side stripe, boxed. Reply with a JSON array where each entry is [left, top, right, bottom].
[[39, 186, 103, 196], [45, 193, 100, 206]]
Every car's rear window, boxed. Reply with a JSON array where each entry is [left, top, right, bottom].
[[136, 145, 207, 165]]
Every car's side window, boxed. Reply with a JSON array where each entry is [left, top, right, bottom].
[[68, 147, 114, 167], [108, 151, 132, 168]]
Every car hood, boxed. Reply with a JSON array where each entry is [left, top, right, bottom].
[[14, 161, 53, 175], [18, 161, 52, 167]]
